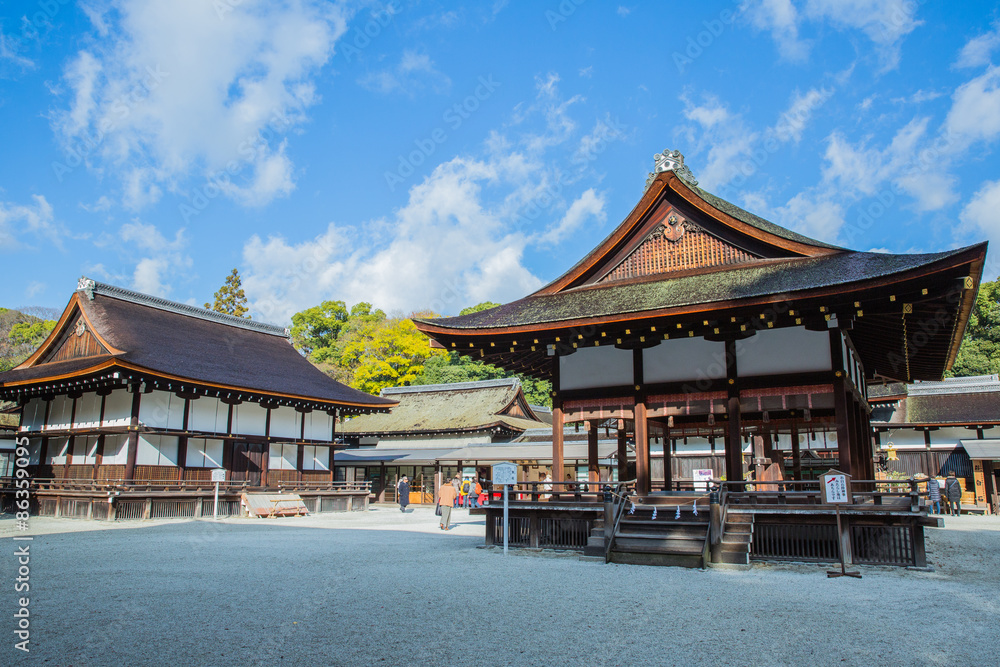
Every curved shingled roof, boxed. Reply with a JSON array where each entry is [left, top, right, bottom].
[[0, 280, 395, 410]]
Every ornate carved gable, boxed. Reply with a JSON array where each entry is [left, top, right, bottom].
[[38, 310, 109, 365], [599, 206, 757, 284]]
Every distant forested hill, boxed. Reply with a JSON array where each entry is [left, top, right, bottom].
[[0, 306, 60, 372]]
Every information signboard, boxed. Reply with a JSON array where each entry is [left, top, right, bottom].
[[211, 468, 226, 482], [693, 469, 713, 491], [492, 462, 517, 486], [820, 470, 852, 504]]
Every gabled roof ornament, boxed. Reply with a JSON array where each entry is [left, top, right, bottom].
[[77, 276, 96, 300], [645, 149, 698, 190]]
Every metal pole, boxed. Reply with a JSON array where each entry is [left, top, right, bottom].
[[503, 483, 509, 556], [214, 480, 219, 520]]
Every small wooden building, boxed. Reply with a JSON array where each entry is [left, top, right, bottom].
[[413, 151, 987, 567], [0, 278, 394, 518]]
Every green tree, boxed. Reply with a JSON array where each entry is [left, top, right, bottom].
[[341, 313, 445, 394], [9, 320, 56, 347], [950, 278, 1000, 376], [204, 268, 250, 318], [290, 300, 349, 357], [412, 302, 552, 407], [0, 312, 56, 371]]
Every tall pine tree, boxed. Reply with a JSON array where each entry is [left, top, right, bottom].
[[205, 269, 251, 319]]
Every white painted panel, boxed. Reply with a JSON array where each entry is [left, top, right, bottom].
[[47, 437, 69, 464], [189, 397, 226, 433], [234, 402, 267, 437], [74, 393, 102, 428], [138, 390, 184, 430], [303, 411, 333, 441], [270, 406, 301, 439], [644, 337, 727, 384], [136, 435, 179, 466], [268, 443, 297, 470], [932, 427, 977, 447], [885, 429, 925, 449], [303, 445, 329, 471], [72, 436, 99, 464], [102, 389, 132, 427], [736, 326, 832, 377], [674, 436, 713, 455], [185, 438, 225, 467], [45, 395, 73, 431], [103, 435, 128, 465], [20, 398, 45, 431], [560, 345, 633, 391]]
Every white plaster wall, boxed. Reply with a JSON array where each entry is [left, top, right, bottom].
[[270, 406, 301, 439], [20, 398, 45, 431], [884, 429, 925, 449], [46, 395, 73, 431], [560, 345, 633, 390], [102, 435, 128, 465], [47, 437, 69, 464], [189, 397, 228, 434], [234, 402, 267, 437], [102, 389, 132, 427], [136, 435, 178, 466], [303, 411, 334, 441], [185, 438, 224, 467], [74, 393, 102, 428], [72, 436, 99, 464], [303, 445, 330, 471], [377, 433, 492, 448], [737, 326, 832, 377], [674, 436, 713, 455], [268, 443, 297, 470], [931, 427, 978, 447], [138, 390, 185, 430], [644, 337, 727, 383]]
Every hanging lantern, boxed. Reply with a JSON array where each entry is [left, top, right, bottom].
[[668, 415, 674, 428], [886, 443, 898, 461]]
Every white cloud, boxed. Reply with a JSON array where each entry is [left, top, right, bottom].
[[743, 0, 808, 62], [95, 221, 191, 297], [772, 189, 845, 243], [25, 281, 46, 300], [52, 0, 348, 209], [955, 21, 1000, 69], [960, 178, 1000, 249], [243, 75, 623, 321], [358, 49, 451, 95], [0, 28, 35, 71], [769, 86, 832, 143], [743, 0, 921, 70], [943, 66, 1000, 150], [680, 94, 758, 190], [535, 188, 606, 246], [0, 195, 61, 250]]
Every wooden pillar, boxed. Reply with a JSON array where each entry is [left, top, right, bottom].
[[616, 420, 627, 482], [664, 424, 673, 492], [635, 401, 650, 495], [724, 339, 744, 486], [177, 397, 191, 481], [551, 404, 564, 493], [330, 409, 337, 482], [123, 388, 142, 483], [587, 421, 599, 483], [296, 444, 305, 482], [790, 417, 802, 481], [833, 380, 853, 476]]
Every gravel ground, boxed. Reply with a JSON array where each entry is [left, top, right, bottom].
[[2, 506, 998, 666]]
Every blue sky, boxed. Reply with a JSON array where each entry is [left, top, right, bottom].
[[1, 0, 999, 324]]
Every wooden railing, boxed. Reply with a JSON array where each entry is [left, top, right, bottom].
[[490, 480, 609, 503], [722, 478, 923, 511], [605, 480, 637, 563], [20, 477, 371, 496]]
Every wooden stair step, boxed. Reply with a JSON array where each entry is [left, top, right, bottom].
[[613, 539, 705, 555]]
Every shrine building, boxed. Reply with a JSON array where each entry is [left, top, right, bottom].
[[413, 151, 987, 567], [0, 279, 394, 519]]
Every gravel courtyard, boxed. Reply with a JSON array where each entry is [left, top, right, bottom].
[[3, 506, 998, 666]]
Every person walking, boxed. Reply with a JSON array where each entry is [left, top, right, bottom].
[[945, 471, 963, 516], [438, 476, 458, 530], [397, 475, 410, 513], [926, 475, 941, 514]]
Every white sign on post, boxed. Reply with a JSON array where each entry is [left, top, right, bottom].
[[693, 469, 714, 492], [820, 470, 852, 504], [492, 462, 518, 556], [211, 468, 226, 519]]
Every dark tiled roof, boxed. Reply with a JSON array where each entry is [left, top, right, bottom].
[[690, 185, 843, 250], [422, 247, 978, 331], [871, 392, 1000, 425], [0, 284, 394, 408], [340, 379, 546, 435], [868, 382, 908, 400]]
